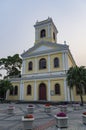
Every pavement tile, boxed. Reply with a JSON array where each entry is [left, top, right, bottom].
[[0, 103, 86, 130]]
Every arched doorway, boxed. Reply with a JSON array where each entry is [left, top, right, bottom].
[[39, 83, 47, 100]]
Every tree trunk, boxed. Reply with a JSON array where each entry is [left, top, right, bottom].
[[69, 88, 72, 105], [79, 89, 83, 106]]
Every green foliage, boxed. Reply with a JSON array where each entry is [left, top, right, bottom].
[[0, 54, 22, 78], [67, 66, 86, 105], [0, 80, 13, 99]]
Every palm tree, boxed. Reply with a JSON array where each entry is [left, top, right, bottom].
[[67, 66, 86, 106], [0, 80, 13, 99]]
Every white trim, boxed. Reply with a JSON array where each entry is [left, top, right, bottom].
[[35, 57, 37, 73], [34, 80, 37, 100], [48, 55, 50, 72], [63, 52, 70, 101], [62, 52, 65, 70], [48, 79, 51, 101], [22, 71, 65, 78], [23, 50, 68, 60], [20, 80, 24, 100], [64, 79, 67, 101], [64, 52, 68, 70], [22, 60, 25, 75], [48, 24, 50, 37], [35, 29, 38, 41]]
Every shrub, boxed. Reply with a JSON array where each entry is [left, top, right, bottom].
[[45, 103, 50, 107], [56, 112, 66, 117], [28, 104, 33, 107], [24, 114, 33, 118], [83, 112, 86, 115]]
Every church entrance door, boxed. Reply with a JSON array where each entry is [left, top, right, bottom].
[[39, 83, 46, 100]]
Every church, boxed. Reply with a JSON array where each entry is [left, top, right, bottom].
[[8, 18, 79, 102]]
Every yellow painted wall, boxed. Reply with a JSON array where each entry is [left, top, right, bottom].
[[50, 53, 63, 71], [68, 55, 75, 68], [36, 37, 54, 44], [35, 26, 55, 43], [25, 58, 35, 74], [8, 82, 20, 100], [50, 79, 65, 101], [23, 81, 35, 100], [25, 53, 63, 75], [20, 79, 65, 101]]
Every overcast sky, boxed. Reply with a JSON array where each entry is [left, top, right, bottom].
[[0, 0, 86, 67]]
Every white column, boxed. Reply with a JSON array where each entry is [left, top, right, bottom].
[[64, 79, 70, 101], [62, 52, 65, 70], [48, 79, 51, 101], [20, 80, 24, 100], [48, 24, 50, 37], [21, 60, 25, 75], [35, 29, 38, 41], [34, 80, 37, 100], [64, 79, 67, 101], [48, 55, 50, 72], [65, 52, 68, 71], [35, 57, 37, 73], [63, 52, 70, 101]]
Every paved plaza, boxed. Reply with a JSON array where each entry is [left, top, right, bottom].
[[0, 103, 86, 130]]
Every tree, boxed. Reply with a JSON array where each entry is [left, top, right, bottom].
[[0, 80, 13, 99], [0, 54, 22, 78], [67, 66, 86, 106]]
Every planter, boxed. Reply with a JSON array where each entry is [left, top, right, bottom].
[[27, 106, 34, 114], [7, 106, 15, 114], [59, 105, 67, 113], [22, 116, 34, 130], [54, 115, 68, 128], [73, 104, 80, 110], [82, 114, 86, 125], [44, 106, 51, 113]]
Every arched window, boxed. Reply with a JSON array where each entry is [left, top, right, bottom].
[[10, 86, 13, 95], [55, 83, 60, 94], [28, 61, 33, 70], [27, 85, 31, 95], [40, 29, 46, 38], [53, 32, 55, 40], [39, 58, 46, 69], [14, 85, 18, 95], [54, 57, 59, 68]]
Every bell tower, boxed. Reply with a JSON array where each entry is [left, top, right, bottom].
[[34, 17, 58, 44]]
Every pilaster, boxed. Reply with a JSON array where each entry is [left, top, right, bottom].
[[48, 55, 50, 72], [34, 80, 37, 100], [48, 79, 51, 101], [20, 80, 24, 100]]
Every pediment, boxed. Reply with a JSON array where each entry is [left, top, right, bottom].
[[21, 41, 69, 58], [32, 45, 54, 53]]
